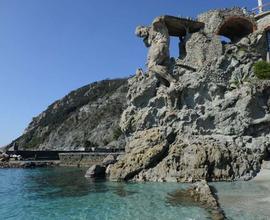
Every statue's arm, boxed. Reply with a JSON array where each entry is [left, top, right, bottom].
[[143, 37, 151, 47]]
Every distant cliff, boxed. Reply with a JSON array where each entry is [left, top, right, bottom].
[[7, 78, 128, 151]]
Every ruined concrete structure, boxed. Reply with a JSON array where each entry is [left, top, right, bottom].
[[108, 8, 270, 183], [135, 8, 270, 86]]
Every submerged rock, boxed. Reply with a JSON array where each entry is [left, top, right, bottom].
[[167, 181, 226, 220]]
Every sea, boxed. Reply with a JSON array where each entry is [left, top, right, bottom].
[[0, 167, 269, 220]]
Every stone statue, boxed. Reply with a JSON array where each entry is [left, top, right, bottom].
[[135, 17, 176, 84]]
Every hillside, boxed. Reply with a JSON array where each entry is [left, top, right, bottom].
[[7, 78, 128, 151]]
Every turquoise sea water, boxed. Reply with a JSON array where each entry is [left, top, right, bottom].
[[0, 168, 269, 220]]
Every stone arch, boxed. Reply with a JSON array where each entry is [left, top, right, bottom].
[[216, 16, 256, 43]]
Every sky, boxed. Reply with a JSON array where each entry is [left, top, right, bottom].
[[0, 0, 258, 147]]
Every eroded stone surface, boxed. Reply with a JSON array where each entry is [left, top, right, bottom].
[[109, 8, 270, 182]]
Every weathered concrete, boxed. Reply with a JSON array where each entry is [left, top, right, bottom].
[[163, 15, 204, 37], [198, 8, 257, 41]]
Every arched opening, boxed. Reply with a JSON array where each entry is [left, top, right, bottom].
[[220, 36, 232, 44], [217, 17, 255, 43]]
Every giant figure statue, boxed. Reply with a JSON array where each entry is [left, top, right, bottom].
[[135, 17, 176, 84]]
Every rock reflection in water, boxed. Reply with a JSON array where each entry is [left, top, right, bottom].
[[112, 184, 137, 197], [23, 167, 109, 198]]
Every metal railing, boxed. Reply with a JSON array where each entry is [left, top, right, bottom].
[[6, 148, 125, 161]]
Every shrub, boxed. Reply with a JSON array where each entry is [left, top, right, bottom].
[[113, 127, 123, 140], [25, 137, 43, 149], [254, 61, 270, 79], [103, 139, 109, 146]]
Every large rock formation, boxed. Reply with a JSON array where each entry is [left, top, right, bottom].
[[109, 8, 270, 182], [7, 79, 128, 151]]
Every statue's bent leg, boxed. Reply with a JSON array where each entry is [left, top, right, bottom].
[[149, 65, 176, 85]]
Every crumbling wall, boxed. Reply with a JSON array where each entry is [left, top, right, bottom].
[[198, 8, 256, 42], [183, 33, 223, 68]]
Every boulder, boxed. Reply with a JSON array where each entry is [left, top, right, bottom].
[[0, 153, 10, 162], [102, 155, 116, 166], [109, 128, 171, 181], [85, 165, 106, 178]]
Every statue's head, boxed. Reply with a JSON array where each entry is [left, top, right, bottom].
[[135, 26, 149, 38]]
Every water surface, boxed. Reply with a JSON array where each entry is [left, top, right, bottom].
[[0, 168, 207, 220], [0, 168, 269, 220]]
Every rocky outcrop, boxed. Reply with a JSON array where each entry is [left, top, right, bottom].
[[190, 181, 226, 220], [6, 79, 128, 151], [102, 154, 117, 166], [109, 8, 270, 182], [0, 152, 10, 162]]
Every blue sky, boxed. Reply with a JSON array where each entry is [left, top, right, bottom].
[[0, 0, 257, 147]]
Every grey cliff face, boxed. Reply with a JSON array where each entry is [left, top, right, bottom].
[[7, 79, 128, 151], [109, 8, 270, 182]]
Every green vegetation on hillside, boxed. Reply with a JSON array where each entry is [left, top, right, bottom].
[[254, 61, 270, 80]]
